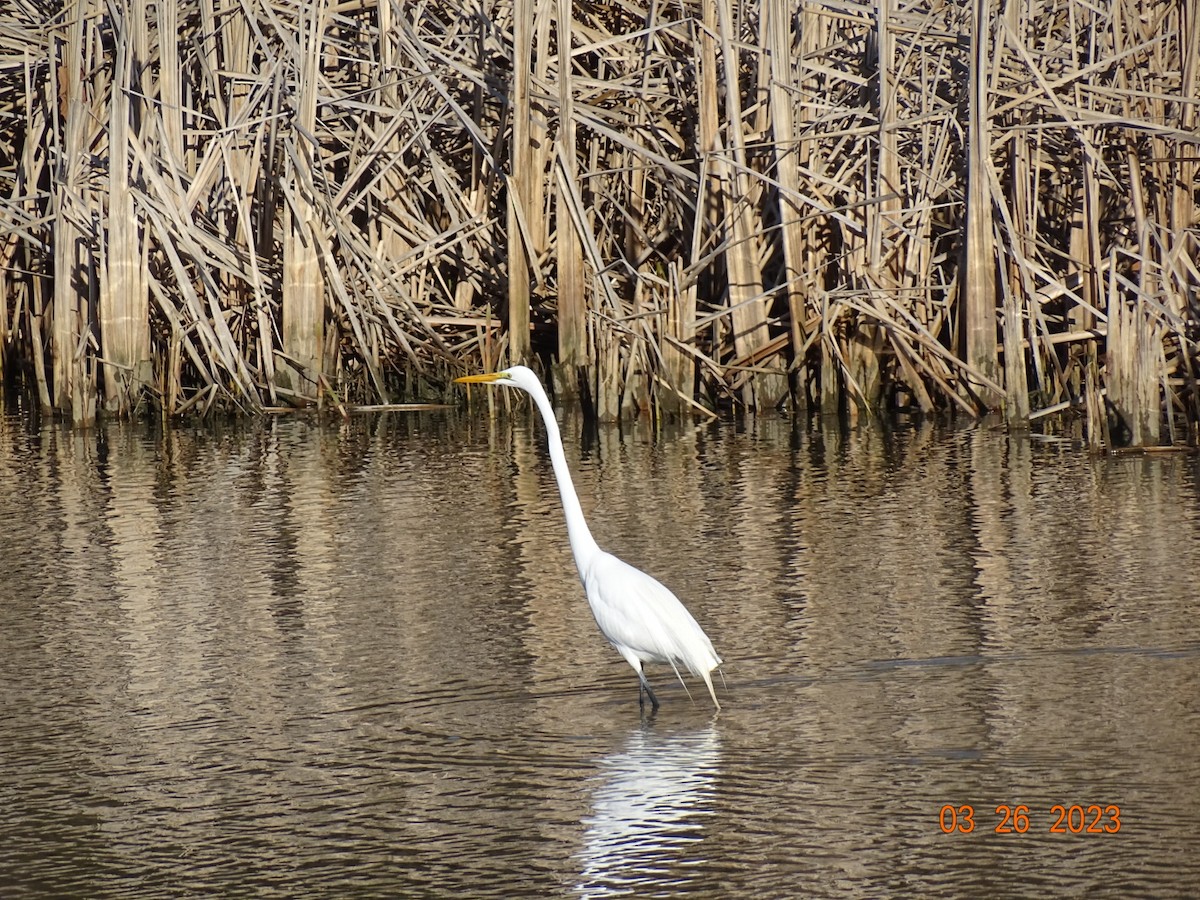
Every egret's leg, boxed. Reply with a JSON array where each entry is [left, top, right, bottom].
[[639, 681, 659, 711], [637, 667, 660, 713], [641, 680, 660, 712], [620, 649, 660, 712]]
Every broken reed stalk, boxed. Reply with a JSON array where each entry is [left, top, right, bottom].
[[0, 0, 1197, 446]]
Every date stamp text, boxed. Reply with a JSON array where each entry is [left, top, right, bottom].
[[939, 804, 1121, 835]]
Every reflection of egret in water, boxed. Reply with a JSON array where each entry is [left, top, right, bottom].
[[575, 726, 721, 897]]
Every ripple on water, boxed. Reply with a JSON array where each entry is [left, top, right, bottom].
[[2, 415, 1200, 896]]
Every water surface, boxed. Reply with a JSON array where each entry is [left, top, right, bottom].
[[1, 409, 1198, 897]]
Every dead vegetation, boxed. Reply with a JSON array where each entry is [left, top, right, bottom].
[[1, 0, 1198, 445]]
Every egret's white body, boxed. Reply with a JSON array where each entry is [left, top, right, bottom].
[[455, 366, 722, 711]]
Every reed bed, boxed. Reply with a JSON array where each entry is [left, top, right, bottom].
[[0, 0, 1197, 445]]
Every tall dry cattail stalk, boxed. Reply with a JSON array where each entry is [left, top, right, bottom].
[[101, 0, 153, 418], [279, 1, 327, 401], [963, 0, 1002, 412], [0, 0, 1196, 444], [552, 0, 587, 403]]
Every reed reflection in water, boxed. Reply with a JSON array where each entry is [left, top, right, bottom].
[[1, 409, 1199, 897]]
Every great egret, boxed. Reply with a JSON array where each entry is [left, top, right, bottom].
[[455, 366, 722, 712]]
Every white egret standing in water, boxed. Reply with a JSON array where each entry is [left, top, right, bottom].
[[455, 366, 722, 712]]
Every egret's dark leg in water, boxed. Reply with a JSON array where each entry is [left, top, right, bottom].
[[638, 670, 660, 713]]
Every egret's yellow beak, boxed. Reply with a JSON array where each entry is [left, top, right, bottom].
[[454, 372, 505, 384]]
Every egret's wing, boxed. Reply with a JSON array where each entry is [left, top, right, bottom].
[[583, 552, 721, 678]]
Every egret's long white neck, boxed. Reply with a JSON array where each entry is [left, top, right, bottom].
[[525, 382, 599, 571]]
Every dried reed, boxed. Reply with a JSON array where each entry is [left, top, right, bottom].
[[0, 0, 1196, 445]]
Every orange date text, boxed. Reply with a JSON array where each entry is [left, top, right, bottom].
[[939, 804, 1121, 835]]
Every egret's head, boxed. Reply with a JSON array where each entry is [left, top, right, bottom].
[[454, 365, 540, 394]]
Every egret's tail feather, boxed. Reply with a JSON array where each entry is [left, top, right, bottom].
[[701, 668, 721, 710], [667, 657, 695, 704]]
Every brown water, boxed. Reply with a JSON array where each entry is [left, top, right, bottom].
[[1, 408, 1198, 897]]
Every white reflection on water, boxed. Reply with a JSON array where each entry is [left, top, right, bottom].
[[575, 726, 720, 897]]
